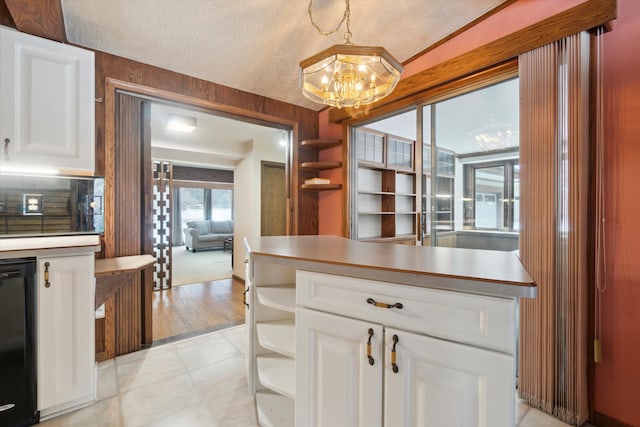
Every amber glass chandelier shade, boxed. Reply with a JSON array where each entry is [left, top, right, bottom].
[[300, 44, 403, 109]]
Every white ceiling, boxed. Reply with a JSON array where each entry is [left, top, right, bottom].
[[61, 0, 509, 111], [150, 102, 286, 168], [60, 0, 511, 168]]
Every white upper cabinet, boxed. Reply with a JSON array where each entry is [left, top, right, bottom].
[[0, 26, 95, 174]]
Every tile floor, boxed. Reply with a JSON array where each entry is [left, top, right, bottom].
[[40, 325, 573, 427]]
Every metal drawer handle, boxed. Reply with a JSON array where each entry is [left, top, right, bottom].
[[44, 262, 51, 288], [366, 328, 375, 366], [391, 334, 399, 373], [243, 287, 249, 308], [366, 297, 403, 310], [4, 138, 10, 159]]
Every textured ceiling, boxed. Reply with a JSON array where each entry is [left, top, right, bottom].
[[61, 0, 508, 111]]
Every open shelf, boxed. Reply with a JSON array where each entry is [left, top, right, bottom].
[[358, 190, 395, 196], [359, 234, 417, 243], [359, 211, 396, 215], [256, 391, 294, 427], [256, 286, 296, 313], [300, 161, 342, 170], [257, 319, 295, 357], [300, 138, 342, 150], [257, 355, 296, 399], [300, 184, 342, 191]]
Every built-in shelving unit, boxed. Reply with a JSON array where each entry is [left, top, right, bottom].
[[299, 139, 343, 192], [300, 161, 342, 170], [255, 392, 295, 427], [257, 355, 296, 399], [256, 319, 295, 357], [355, 128, 417, 243], [256, 286, 295, 313], [250, 263, 297, 427]]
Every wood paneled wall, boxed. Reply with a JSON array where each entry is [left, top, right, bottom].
[[3, 0, 66, 42], [94, 51, 320, 257], [113, 93, 145, 257], [172, 166, 233, 183]]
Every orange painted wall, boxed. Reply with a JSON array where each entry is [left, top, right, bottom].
[[318, 109, 344, 235], [595, 0, 640, 424]]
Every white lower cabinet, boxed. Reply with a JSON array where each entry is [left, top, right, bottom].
[[294, 270, 517, 427], [249, 265, 519, 427], [384, 327, 514, 427], [37, 254, 95, 418], [296, 308, 383, 427]]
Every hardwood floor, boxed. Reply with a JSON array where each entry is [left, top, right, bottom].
[[152, 277, 245, 343]]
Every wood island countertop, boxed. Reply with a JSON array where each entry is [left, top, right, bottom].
[[246, 235, 536, 298], [95, 254, 156, 276]]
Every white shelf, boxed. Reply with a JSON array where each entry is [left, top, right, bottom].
[[256, 391, 294, 427], [257, 319, 295, 357], [257, 355, 295, 399], [256, 286, 296, 313]]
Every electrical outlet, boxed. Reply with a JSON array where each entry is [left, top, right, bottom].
[[95, 303, 105, 319]]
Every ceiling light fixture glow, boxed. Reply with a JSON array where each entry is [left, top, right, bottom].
[[167, 115, 197, 132], [300, 0, 403, 109], [279, 131, 288, 147]]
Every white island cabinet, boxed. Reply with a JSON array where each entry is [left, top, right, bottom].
[[0, 25, 95, 175], [246, 235, 536, 427]]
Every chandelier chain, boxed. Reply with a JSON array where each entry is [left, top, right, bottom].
[[307, 0, 353, 44]]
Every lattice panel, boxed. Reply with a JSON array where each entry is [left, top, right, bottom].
[[152, 160, 172, 290]]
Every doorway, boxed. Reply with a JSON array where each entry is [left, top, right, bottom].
[[109, 85, 293, 343], [261, 161, 287, 236]]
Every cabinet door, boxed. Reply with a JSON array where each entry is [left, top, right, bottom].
[[0, 27, 94, 174], [296, 308, 383, 427], [384, 328, 515, 427], [37, 255, 95, 413]]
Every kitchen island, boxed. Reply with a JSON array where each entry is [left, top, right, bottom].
[[245, 235, 536, 427]]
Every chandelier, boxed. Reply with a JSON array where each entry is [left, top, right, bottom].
[[299, 0, 403, 109]]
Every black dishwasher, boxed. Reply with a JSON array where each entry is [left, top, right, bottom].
[[0, 258, 38, 427]]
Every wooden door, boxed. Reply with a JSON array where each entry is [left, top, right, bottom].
[[384, 327, 515, 427], [261, 161, 287, 236], [296, 308, 383, 427]]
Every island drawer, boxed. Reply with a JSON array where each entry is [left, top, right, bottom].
[[296, 270, 517, 354]]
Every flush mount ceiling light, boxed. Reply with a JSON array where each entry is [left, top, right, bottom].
[[299, 0, 403, 109], [166, 115, 197, 132]]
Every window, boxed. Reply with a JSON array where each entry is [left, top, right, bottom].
[[349, 70, 519, 251], [422, 77, 519, 250], [355, 128, 385, 166], [211, 188, 233, 220], [179, 187, 233, 230], [463, 160, 519, 231], [179, 187, 205, 231]]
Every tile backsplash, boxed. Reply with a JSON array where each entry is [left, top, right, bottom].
[[0, 175, 104, 236]]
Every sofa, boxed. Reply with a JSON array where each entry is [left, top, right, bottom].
[[183, 220, 233, 252]]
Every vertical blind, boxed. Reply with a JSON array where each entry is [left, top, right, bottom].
[[518, 32, 590, 425]]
